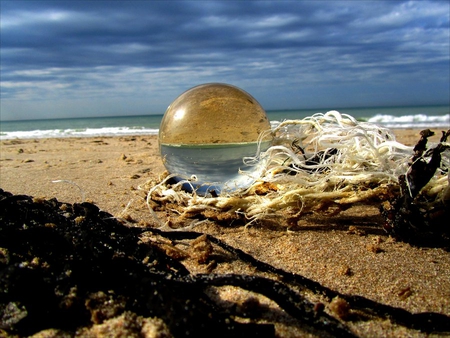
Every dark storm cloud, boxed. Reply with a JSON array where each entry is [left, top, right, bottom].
[[1, 0, 449, 120]]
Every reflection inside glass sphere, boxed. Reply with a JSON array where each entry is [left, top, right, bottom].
[[159, 83, 272, 195]]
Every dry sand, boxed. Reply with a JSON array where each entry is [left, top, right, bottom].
[[1, 129, 449, 337]]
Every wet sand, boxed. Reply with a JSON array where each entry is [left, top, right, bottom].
[[1, 129, 449, 337]]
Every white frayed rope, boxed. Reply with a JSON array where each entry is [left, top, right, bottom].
[[142, 111, 449, 228]]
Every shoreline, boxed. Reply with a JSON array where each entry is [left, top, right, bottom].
[[1, 129, 449, 337]]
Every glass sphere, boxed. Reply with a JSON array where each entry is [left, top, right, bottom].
[[159, 83, 272, 195]]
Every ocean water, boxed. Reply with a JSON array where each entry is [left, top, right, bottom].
[[0, 105, 449, 140]]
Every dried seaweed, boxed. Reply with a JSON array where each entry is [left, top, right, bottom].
[[381, 129, 450, 247], [0, 190, 351, 337], [1, 190, 450, 337]]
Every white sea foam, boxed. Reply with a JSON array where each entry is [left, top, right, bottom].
[[269, 114, 449, 131], [1, 113, 448, 140], [0, 127, 159, 140], [367, 114, 449, 129]]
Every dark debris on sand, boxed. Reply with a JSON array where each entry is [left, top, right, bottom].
[[381, 129, 450, 247], [0, 189, 351, 337], [1, 189, 450, 337]]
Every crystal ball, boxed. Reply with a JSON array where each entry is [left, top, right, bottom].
[[159, 83, 272, 195]]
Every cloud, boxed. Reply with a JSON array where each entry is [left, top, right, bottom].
[[1, 0, 449, 120]]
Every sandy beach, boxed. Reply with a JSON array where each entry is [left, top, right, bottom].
[[1, 129, 449, 337]]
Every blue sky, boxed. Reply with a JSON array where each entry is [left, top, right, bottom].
[[1, 0, 449, 121]]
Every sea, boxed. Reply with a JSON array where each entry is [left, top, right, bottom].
[[1, 105, 449, 140]]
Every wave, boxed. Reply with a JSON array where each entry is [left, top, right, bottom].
[[0, 126, 159, 140], [1, 113, 448, 140], [367, 114, 449, 129]]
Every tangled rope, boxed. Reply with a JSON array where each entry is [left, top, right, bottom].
[[142, 111, 449, 229]]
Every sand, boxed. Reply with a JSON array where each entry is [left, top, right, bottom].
[[1, 129, 449, 337]]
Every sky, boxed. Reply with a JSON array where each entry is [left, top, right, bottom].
[[1, 1, 449, 121]]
